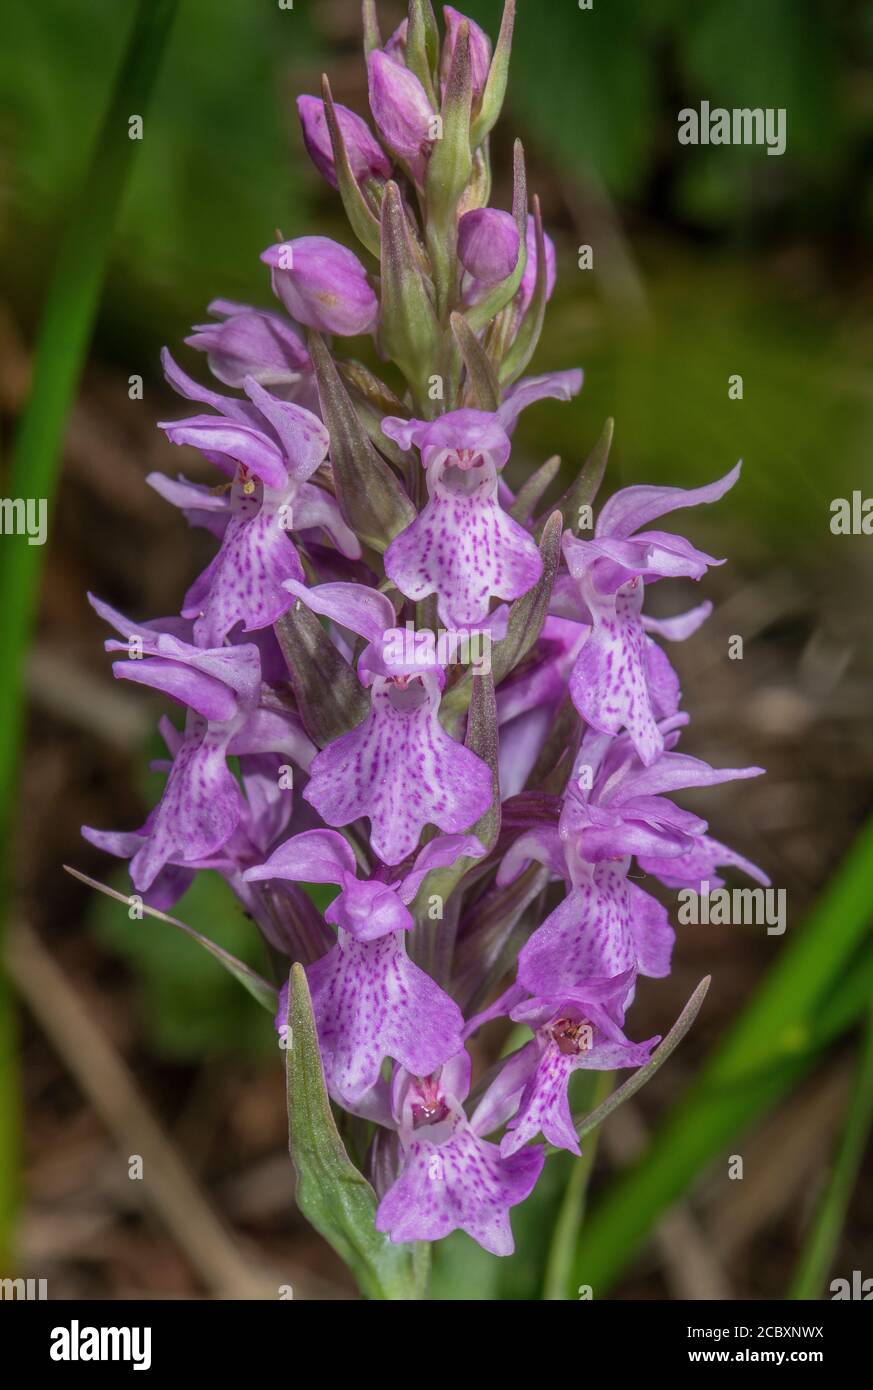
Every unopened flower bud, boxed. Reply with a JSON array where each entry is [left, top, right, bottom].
[[261, 236, 378, 337], [441, 7, 492, 105], [367, 49, 435, 185], [458, 207, 520, 286], [297, 95, 391, 190]]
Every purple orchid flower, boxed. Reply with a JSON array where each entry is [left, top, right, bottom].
[[381, 370, 582, 627], [81, 598, 313, 893], [468, 972, 659, 1158], [152, 355, 359, 646], [374, 1052, 544, 1255], [261, 236, 378, 337], [561, 464, 741, 765], [77, 0, 770, 1280], [499, 717, 764, 995], [184, 299, 313, 396], [281, 577, 493, 865], [249, 828, 484, 1104]]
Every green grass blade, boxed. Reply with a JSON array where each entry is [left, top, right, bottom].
[[573, 813, 873, 1295], [0, 0, 179, 1277], [542, 1071, 613, 1301], [789, 999, 873, 1300]]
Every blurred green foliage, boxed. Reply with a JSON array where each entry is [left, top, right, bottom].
[[92, 870, 276, 1062]]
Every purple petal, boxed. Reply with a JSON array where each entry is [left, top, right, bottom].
[[261, 236, 378, 337], [639, 834, 770, 891], [283, 577, 396, 645], [159, 416, 289, 492], [398, 833, 487, 903], [304, 674, 492, 866], [519, 867, 639, 995], [185, 302, 310, 389], [307, 931, 463, 1103], [384, 461, 542, 628], [375, 1122, 543, 1255], [243, 827, 356, 887], [367, 50, 434, 180], [297, 93, 391, 190], [497, 369, 583, 434], [596, 463, 742, 541]]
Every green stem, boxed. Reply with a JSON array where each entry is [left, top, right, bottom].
[[789, 1000, 873, 1300], [542, 1070, 613, 1300], [0, 0, 179, 1276]]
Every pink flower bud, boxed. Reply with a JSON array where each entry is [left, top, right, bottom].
[[441, 7, 493, 102], [458, 207, 520, 286], [296, 95, 391, 190], [367, 49, 435, 184], [260, 236, 378, 337]]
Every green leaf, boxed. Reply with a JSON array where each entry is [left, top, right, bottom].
[[286, 964, 428, 1299], [406, 0, 440, 108], [566, 976, 711, 1150], [542, 417, 612, 537], [499, 194, 548, 386], [510, 454, 561, 524], [426, 17, 473, 269], [789, 1000, 873, 1299], [66, 866, 278, 1015], [321, 75, 382, 258], [274, 598, 369, 748], [451, 310, 500, 411], [470, 0, 516, 148], [378, 182, 442, 407], [307, 329, 416, 552]]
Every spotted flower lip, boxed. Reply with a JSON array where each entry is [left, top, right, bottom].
[[381, 371, 582, 627], [374, 1055, 544, 1255], [261, 236, 378, 337], [297, 93, 392, 190], [281, 577, 493, 864], [257, 834, 483, 1104]]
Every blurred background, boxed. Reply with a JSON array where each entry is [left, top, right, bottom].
[[1, 0, 872, 1300]]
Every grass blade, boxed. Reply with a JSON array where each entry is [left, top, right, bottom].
[[789, 999, 873, 1300], [542, 1071, 613, 1301]]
